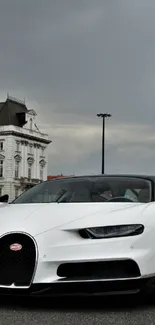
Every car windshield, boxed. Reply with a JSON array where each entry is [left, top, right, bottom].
[[11, 176, 152, 204]]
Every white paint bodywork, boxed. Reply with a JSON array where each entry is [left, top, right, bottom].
[[1, 201, 155, 289]]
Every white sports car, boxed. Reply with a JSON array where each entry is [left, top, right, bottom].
[[0, 174, 155, 296]]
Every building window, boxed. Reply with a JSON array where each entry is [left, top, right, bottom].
[[28, 165, 31, 179], [16, 142, 20, 152], [15, 161, 19, 178], [30, 118, 33, 130], [29, 144, 33, 154], [15, 187, 19, 199], [0, 160, 3, 178], [41, 147, 45, 156], [40, 167, 43, 180], [0, 142, 4, 151]]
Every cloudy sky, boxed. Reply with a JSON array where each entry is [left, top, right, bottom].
[[0, 0, 155, 175]]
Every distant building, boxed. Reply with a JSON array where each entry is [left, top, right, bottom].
[[47, 175, 66, 180], [47, 175, 71, 180], [0, 95, 51, 201]]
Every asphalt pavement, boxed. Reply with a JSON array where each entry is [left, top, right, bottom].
[[0, 295, 155, 325]]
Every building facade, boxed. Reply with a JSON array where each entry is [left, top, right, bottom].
[[0, 95, 51, 201]]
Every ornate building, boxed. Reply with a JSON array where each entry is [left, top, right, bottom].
[[0, 95, 51, 201]]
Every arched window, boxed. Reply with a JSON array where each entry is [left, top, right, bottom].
[[40, 166, 43, 180], [0, 160, 3, 178], [15, 160, 19, 178], [28, 165, 32, 179]]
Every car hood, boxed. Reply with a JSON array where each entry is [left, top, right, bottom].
[[0, 201, 151, 237]]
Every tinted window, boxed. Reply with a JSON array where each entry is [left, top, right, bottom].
[[12, 179, 93, 203], [91, 178, 151, 203], [12, 177, 152, 204]]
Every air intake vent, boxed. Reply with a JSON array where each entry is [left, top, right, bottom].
[[57, 260, 141, 280]]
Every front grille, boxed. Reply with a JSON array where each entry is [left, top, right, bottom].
[[57, 260, 141, 280], [0, 233, 36, 287]]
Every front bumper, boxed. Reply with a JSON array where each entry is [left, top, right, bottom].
[[0, 227, 155, 296], [34, 230, 155, 284]]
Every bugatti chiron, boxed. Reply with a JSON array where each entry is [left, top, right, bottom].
[[0, 174, 154, 296]]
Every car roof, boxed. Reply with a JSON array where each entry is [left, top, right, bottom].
[[46, 174, 155, 182]]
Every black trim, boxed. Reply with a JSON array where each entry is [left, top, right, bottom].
[[52, 174, 155, 181], [0, 278, 155, 296]]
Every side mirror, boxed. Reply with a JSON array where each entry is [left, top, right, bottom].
[[0, 194, 9, 203]]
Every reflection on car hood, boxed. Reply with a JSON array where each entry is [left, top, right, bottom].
[[0, 201, 151, 237]]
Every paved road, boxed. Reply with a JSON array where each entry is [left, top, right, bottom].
[[0, 295, 155, 325]]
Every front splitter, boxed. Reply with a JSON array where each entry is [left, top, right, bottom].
[[0, 278, 154, 297]]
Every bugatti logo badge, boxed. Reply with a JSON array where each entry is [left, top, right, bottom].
[[10, 243, 22, 251]]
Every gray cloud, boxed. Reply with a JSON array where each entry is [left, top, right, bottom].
[[0, 0, 155, 175]]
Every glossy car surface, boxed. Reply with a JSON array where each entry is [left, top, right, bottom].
[[0, 174, 155, 296]]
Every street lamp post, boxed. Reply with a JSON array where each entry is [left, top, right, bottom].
[[97, 113, 112, 174]]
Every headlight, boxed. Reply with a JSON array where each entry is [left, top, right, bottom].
[[85, 224, 144, 239]]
